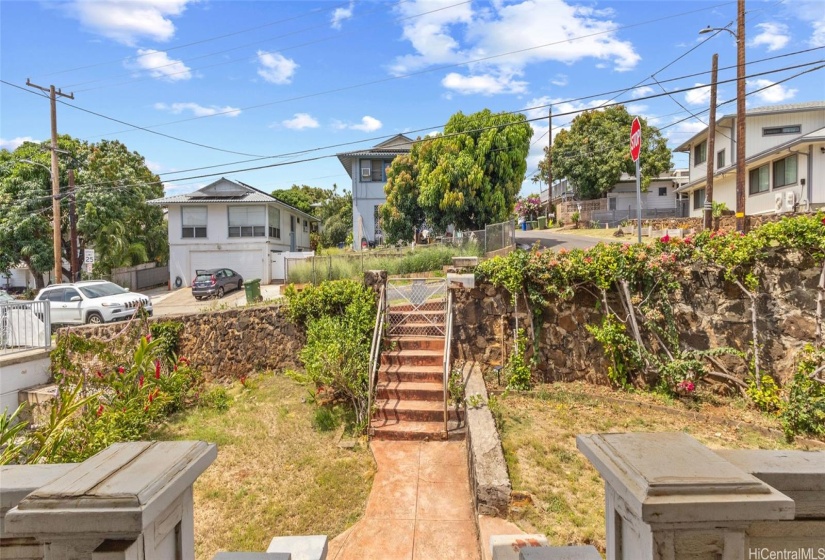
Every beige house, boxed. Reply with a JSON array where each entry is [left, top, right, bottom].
[[674, 101, 825, 217]]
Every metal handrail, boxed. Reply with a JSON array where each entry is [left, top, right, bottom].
[[442, 289, 454, 438], [367, 285, 386, 438]]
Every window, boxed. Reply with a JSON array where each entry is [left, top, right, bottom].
[[268, 206, 281, 239], [763, 125, 801, 136], [658, 187, 667, 196], [694, 141, 707, 165], [40, 288, 64, 302], [303, 219, 308, 233], [228, 206, 266, 237], [360, 159, 392, 182], [63, 288, 81, 302], [717, 149, 726, 169], [693, 188, 705, 211], [608, 197, 617, 211], [181, 206, 207, 238], [773, 154, 797, 188], [749, 164, 769, 195]]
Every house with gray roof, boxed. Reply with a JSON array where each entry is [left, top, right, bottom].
[[674, 101, 825, 217], [148, 178, 319, 287], [337, 134, 413, 249]]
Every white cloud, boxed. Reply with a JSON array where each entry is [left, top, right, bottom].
[[442, 71, 527, 95], [631, 86, 654, 99], [282, 113, 320, 130], [750, 22, 790, 51], [664, 120, 707, 144], [145, 160, 164, 173], [66, 0, 193, 45], [257, 51, 298, 84], [331, 1, 354, 29], [684, 83, 711, 106], [786, 1, 825, 46], [163, 181, 205, 196], [391, 0, 640, 94], [131, 49, 191, 81], [551, 74, 568, 87], [0, 136, 36, 151], [351, 116, 382, 132], [154, 102, 241, 117], [748, 79, 798, 103]]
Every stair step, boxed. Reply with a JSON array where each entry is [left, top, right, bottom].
[[380, 349, 443, 367], [374, 399, 458, 422], [376, 381, 444, 401], [389, 310, 445, 321], [370, 419, 460, 441], [384, 336, 444, 352], [377, 365, 443, 383]]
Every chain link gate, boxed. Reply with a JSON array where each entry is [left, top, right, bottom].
[[386, 278, 447, 337]]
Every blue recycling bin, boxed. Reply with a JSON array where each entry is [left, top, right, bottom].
[[521, 221, 527, 231]]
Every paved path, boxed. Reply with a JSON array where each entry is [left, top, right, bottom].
[[516, 229, 603, 251], [328, 440, 480, 560], [148, 285, 282, 317]]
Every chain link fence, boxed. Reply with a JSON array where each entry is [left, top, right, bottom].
[[483, 219, 516, 255]]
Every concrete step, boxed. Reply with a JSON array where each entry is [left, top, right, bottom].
[[377, 365, 443, 383], [369, 418, 465, 441], [384, 336, 445, 352], [376, 381, 444, 401], [380, 349, 443, 367], [373, 399, 458, 422]]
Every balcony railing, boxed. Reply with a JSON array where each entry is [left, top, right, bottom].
[[0, 300, 51, 356]]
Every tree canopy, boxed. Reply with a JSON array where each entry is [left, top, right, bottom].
[[536, 105, 672, 200], [270, 184, 329, 216], [0, 135, 166, 287], [380, 109, 532, 241], [270, 183, 352, 247]]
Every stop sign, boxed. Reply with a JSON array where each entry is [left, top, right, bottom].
[[630, 117, 642, 162]]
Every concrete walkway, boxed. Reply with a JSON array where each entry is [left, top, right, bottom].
[[328, 440, 480, 560]]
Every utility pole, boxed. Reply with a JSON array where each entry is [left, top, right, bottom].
[[735, 0, 746, 232], [26, 80, 74, 283], [704, 53, 719, 231], [68, 169, 79, 282], [547, 109, 552, 219]]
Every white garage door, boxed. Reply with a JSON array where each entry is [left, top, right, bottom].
[[190, 250, 264, 283]]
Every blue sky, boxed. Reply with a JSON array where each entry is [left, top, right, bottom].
[[2, 0, 824, 198]]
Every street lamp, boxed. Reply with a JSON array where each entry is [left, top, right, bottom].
[[700, 0, 746, 232]]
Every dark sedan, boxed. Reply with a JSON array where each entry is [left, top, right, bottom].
[[192, 268, 244, 299]]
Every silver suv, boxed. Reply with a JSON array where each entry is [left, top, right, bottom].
[[34, 281, 153, 325]]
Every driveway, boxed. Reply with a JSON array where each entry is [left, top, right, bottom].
[[516, 229, 603, 251], [149, 284, 282, 317]]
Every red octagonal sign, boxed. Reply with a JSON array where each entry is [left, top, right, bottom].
[[630, 116, 642, 162]]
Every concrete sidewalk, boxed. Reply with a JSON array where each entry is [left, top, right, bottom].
[[328, 440, 480, 560]]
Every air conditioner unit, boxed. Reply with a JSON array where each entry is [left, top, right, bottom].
[[774, 193, 784, 213], [361, 168, 371, 178], [784, 190, 796, 212]]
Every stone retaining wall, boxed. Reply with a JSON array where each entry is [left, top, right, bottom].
[[61, 303, 304, 380], [453, 251, 820, 385]]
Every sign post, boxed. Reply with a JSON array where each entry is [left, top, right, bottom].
[[630, 117, 642, 244], [84, 249, 95, 275]]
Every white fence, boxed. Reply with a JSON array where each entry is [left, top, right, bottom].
[[0, 300, 51, 356]]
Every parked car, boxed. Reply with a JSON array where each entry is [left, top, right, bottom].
[[192, 268, 244, 300], [34, 281, 153, 325]]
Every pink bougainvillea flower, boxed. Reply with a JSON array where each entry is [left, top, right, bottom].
[[145, 334, 152, 342], [660, 234, 670, 244], [139, 375, 144, 388], [155, 360, 161, 379], [96, 405, 104, 417], [821, 217, 825, 226], [677, 380, 696, 393], [118, 366, 125, 374]]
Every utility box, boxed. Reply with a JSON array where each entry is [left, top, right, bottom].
[[3, 441, 217, 560]]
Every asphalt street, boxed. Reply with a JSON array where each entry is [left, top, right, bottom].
[[515, 229, 604, 251]]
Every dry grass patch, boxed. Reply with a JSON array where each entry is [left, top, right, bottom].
[[150, 373, 375, 560], [497, 382, 823, 552]]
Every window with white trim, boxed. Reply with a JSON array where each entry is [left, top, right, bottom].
[[658, 187, 667, 196], [717, 149, 725, 169], [228, 206, 265, 237], [749, 164, 769, 195], [693, 188, 705, 210], [268, 206, 281, 239], [694, 141, 707, 165], [181, 206, 207, 238], [773, 154, 797, 189], [763, 125, 801, 136], [360, 159, 393, 182]]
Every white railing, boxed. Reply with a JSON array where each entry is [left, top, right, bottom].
[[0, 300, 51, 355], [367, 285, 386, 437], [442, 289, 454, 438]]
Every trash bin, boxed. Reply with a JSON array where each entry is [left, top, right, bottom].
[[537, 216, 547, 230], [521, 221, 527, 231], [244, 278, 262, 302]]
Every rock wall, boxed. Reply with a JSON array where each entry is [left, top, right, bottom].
[[61, 303, 304, 381], [453, 252, 820, 385]]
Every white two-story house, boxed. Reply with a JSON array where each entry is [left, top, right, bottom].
[[148, 178, 319, 287], [337, 134, 413, 249], [674, 101, 825, 217]]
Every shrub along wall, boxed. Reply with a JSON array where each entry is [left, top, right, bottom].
[[61, 303, 304, 380], [454, 251, 818, 385]]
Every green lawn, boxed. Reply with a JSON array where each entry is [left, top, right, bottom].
[[151, 373, 374, 560]]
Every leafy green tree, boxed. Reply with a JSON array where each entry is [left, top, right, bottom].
[[271, 184, 331, 215], [272, 184, 352, 247], [536, 105, 671, 200], [381, 109, 532, 240], [0, 135, 166, 286]]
